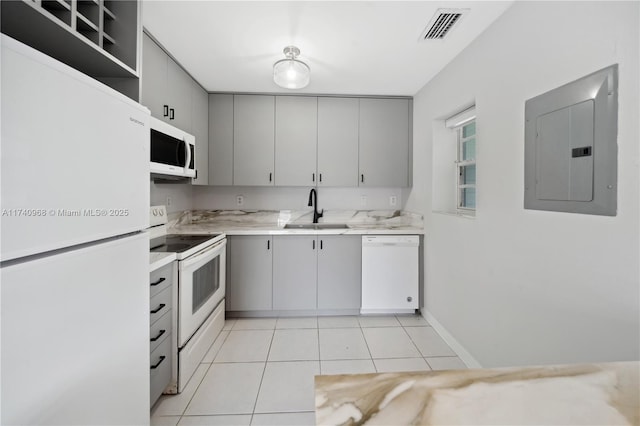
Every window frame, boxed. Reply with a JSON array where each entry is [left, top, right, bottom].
[[455, 120, 476, 212]]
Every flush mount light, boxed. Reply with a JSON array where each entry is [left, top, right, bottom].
[[273, 46, 310, 89]]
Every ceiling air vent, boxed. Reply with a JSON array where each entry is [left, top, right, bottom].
[[420, 9, 467, 40]]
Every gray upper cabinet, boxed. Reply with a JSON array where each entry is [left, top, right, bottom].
[[275, 96, 318, 186], [317, 236, 361, 310], [273, 236, 317, 310], [317, 97, 359, 187], [141, 33, 167, 120], [208, 94, 234, 186], [226, 236, 273, 312], [359, 98, 410, 187], [234, 95, 275, 186], [167, 58, 193, 132], [141, 32, 193, 132], [191, 81, 209, 185]]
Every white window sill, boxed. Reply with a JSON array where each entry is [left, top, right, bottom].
[[432, 210, 476, 219]]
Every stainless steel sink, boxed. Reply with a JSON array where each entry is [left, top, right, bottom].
[[284, 223, 349, 230]]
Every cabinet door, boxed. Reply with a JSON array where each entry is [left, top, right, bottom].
[[275, 96, 317, 186], [141, 33, 168, 120], [191, 81, 209, 185], [208, 94, 234, 186], [359, 98, 410, 187], [317, 236, 362, 310], [227, 236, 273, 311], [234, 95, 275, 186], [273, 236, 317, 310], [167, 58, 193, 131], [318, 97, 359, 187]]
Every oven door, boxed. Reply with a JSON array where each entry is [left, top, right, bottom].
[[177, 239, 226, 348]]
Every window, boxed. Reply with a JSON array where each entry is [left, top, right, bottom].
[[456, 120, 476, 210], [432, 105, 476, 216]]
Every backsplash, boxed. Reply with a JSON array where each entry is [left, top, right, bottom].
[[151, 182, 410, 214], [150, 180, 194, 214], [192, 186, 409, 211]]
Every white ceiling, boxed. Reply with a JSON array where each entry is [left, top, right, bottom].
[[142, 1, 513, 96]]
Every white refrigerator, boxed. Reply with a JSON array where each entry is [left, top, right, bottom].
[[1, 35, 150, 425]]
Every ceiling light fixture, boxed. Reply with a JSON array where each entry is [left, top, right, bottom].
[[273, 46, 310, 89]]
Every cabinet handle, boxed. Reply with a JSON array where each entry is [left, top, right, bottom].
[[163, 105, 169, 117], [169, 108, 175, 120], [150, 303, 166, 314], [267, 240, 270, 250], [269, 172, 272, 182], [150, 277, 166, 287], [319, 173, 322, 183], [195, 169, 198, 180], [312, 173, 315, 182], [320, 240, 323, 250], [150, 329, 166, 342], [361, 174, 364, 183], [312, 239, 315, 250], [150, 356, 166, 370]]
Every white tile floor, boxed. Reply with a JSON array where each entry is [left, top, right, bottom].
[[151, 314, 466, 426]]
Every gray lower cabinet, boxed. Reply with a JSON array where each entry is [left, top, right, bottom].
[[149, 262, 174, 406], [191, 80, 209, 185], [227, 236, 273, 311], [273, 235, 317, 310], [233, 95, 275, 186], [317, 97, 359, 187], [208, 94, 234, 185], [227, 234, 362, 313], [317, 236, 362, 310], [359, 98, 410, 187], [274, 96, 318, 186]]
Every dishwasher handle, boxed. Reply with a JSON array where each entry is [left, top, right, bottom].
[[362, 235, 419, 247]]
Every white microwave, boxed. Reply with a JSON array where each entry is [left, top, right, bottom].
[[150, 116, 196, 179]]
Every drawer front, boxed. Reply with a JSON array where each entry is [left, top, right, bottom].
[[150, 309, 172, 353], [150, 263, 173, 297], [150, 333, 172, 406], [150, 285, 172, 325]]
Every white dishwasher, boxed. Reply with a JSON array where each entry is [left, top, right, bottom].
[[361, 235, 419, 314]]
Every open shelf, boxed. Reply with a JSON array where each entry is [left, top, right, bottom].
[[1, 0, 139, 79]]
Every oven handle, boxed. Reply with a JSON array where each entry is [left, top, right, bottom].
[[180, 239, 226, 269]]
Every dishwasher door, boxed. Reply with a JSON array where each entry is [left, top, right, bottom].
[[361, 235, 419, 314]]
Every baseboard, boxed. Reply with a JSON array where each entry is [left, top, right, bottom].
[[423, 310, 482, 369]]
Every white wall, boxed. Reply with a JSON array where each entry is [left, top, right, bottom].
[[192, 186, 409, 211], [150, 181, 193, 214], [406, 1, 639, 367]]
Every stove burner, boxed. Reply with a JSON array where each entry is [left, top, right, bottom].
[[150, 233, 224, 254]]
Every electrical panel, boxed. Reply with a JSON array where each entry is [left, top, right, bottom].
[[524, 65, 618, 216]]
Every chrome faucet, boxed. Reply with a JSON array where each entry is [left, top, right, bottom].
[[307, 188, 324, 224]]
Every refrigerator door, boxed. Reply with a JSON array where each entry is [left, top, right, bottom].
[[0, 35, 150, 262], [1, 233, 149, 425]]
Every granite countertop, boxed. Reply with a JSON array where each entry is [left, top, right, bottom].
[[315, 361, 639, 425], [166, 209, 424, 236]]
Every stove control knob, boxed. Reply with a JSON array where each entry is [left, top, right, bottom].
[[152, 210, 157, 216]]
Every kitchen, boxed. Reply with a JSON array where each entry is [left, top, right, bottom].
[[1, 1, 639, 426]]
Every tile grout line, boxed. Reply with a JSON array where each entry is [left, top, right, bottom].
[[249, 324, 276, 422], [401, 322, 428, 359], [357, 320, 377, 371]]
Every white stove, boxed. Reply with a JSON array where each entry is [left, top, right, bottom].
[[148, 206, 225, 260], [148, 206, 226, 392]]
